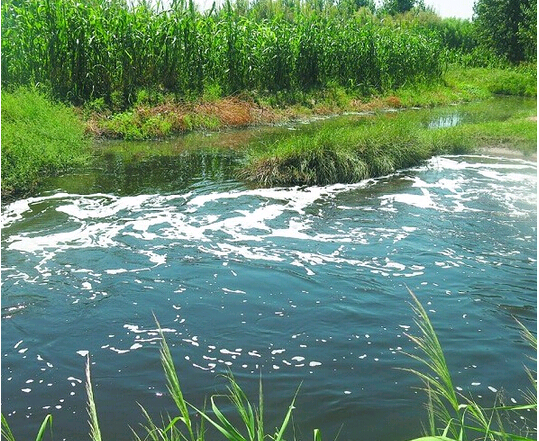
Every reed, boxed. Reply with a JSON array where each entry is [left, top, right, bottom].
[[133, 319, 304, 441], [86, 355, 102, 441], [403, 288, 537, 441]]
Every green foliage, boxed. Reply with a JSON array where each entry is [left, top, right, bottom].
[[1, 87, 89, 197], [242, 95, 537, 187], [484, 65, 537, 97], [474, 0, 537, 63], [380, 0, 418, 15], [1, 0, 444, 107], [518, 0, 537, 61], [1, 414, 53, 441], [403, 289, 537, 441], [133, 320, 305, 441]]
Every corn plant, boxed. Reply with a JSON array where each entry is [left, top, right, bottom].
[[1, 0, 446, 107]]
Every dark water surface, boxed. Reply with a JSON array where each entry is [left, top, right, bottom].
[[2, 104, 537, 441]]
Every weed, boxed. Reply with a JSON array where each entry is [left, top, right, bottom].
[[402, 288, 537, 441]]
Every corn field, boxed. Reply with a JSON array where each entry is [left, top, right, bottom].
[[1, 0, 444, 107]]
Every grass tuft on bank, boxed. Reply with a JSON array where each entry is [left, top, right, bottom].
[[241, 102, 537, 187], [1, 87, 90, 198]]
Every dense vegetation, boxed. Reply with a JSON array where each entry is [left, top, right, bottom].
[[2, 0, 536, 109], [241, 97, 537, 186], [474, 0, 537, 63], [1, 88, 89, 197], [1, 0, 447, 108], [1, 0, 537, 192]]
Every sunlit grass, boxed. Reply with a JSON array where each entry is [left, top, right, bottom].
[[2, 0, 444, 107], [403, 288, 537, 441], [1, 87, 90, 198], [241, 95, 537, 187]]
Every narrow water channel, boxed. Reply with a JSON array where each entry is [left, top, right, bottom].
[[2, 100, 537, 441]]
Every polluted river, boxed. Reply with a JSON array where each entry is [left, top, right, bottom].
[[1, 98, 536, 440]]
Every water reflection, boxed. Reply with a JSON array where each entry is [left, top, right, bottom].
[[429, 113, 462, 128]]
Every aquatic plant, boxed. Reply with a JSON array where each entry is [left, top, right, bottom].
[[133, 318, 304, 441]]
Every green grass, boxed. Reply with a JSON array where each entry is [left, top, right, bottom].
[[403, 288, 537, 441], [82, 64, 537, 141], [443, 65, 537, 99], [393, 65, 537, 108], [241, 99, 537, 187], [1, 87, 90, 198]]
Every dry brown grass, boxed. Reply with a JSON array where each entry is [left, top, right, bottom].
[[84, 96, 283, 139], [196, 97, 253, 126], [385, 95, 403, 108]]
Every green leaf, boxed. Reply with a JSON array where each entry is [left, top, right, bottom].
[[1, 414, 16, 441], [406, 437, 455, 441]]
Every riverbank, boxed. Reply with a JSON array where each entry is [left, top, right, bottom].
[[478, 146, 537, 161], [1, 88, 90, 199], [240, 102, 537, 186], [83, 65, 537, 187], [84, 65, 537, 140], [2, 66, 536, 198]]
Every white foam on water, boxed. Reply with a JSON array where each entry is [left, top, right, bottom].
[[2, 154, 536, 397], [5, 155, 533, 276]]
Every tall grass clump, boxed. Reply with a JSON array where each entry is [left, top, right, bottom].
[[1, 87, 89, 197], [241, 116, 437, 187], [403, 288, 537, 441], [241, 97, 536, 188]]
